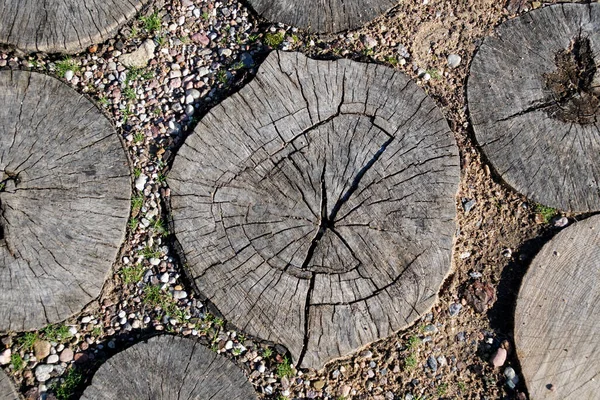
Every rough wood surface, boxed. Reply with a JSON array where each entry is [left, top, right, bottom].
[[249, 0, 397, 33], [515, 215, 600, 399], [81, 335, 257, 399], [0, 70, 131, 332], [467, 3, 600, 212], [0, 0, 149, 53], [0, 370, 18, 400], [169, 51, 460, 369]]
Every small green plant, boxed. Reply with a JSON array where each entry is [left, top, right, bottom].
[[122, 107, 133, 124], [124, 87, 137, 101], [91, 326, 103, 337], [52, 367, 84, 400], [407, 335, 420, 350], [128, 218, 139, 231], [291, 34, 300, 43], [120, 265, 145, 285], [98, 96, 110, 107], [248, 34, 260, 42], [437, 383, 448, 396], [385, 56, 399, 67], [263, 32, 285, 47], [127, 66, 153, 82], [201, 11, 210, 20], [457, 381, 467, 392], [55, 57, 80, 77], [156, 35, 167, 47], [131, 194, 144, 211], [216, 70, 228, 84], [140, 12, 162, 34], [535, 204, 558, 223], [130, 26, 139, 38], [404, 353, 418, 370], [232, 61, 245, 70], [42, 324, 73, 343], [133, 168, 142, 178], [133, 132, 144, 144], [140, 245, 161, 259], [150, 217, 167, 235], [17, 332, 39, 351], [426, 69, 441, 80], [232, 347, 242, 356], [10, 353, 24, 371], [262, 347, 273, 360], [276, 356, 294, 378]]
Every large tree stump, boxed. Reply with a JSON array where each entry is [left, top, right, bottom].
[[81, 335, 257, 399], [248, 0, 397, 33], [169, 51, 460, 369], [0, 70, 131, 332], [515, 215, 600, 399], [0, 370, 18, 400], [0, 0, 149, 53], [467, 3, 600, 212]]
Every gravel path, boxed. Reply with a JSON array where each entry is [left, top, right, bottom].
[[0, 1, 580, 399]]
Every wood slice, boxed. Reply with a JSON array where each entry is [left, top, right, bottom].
[[169, 51, 460, 369], [0, 0, 149, 53], [81, 335, 257, 399], [0, 70, 131, 332], [248, 0, 397, 33], [515, 215, 600, 399], [467, 3, 600, 212], [0, 370, 18, 400]]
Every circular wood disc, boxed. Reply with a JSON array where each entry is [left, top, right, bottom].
[[0, 70, 131, 332], [169, 51, 460, 369], [0, 370, 18, 400], [468, 3, 600, 212], [248, 0, 397, 33], [515, 215, 600, 399], [81, 335, 257, 399], [0, 0, 149, 53]]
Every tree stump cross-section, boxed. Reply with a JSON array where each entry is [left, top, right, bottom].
[[81, 335, 258, 399], [0, 70, 131, 332], [248, 0, 398, 33], [468, 3, 600, 212], [515, 215, 600, 399], [169, 51, 460, 370], [0, 0, 150, 53], [0, 370, 18, 400]]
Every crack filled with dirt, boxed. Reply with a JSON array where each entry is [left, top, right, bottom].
[[544, 36, 600, 125]]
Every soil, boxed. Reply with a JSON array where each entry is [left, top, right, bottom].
[[0, 0, 594, 399]]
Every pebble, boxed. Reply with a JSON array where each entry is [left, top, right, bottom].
[[553, 216, 569, 227], [35, 364, 54, 382], [46, 354, 59, 364], [447, 54, 462, 68], [34, 341, 51, 359], [0, 349, 11, 365], [135, 174, 148, 191], [173, 290, 188, 300], [64, 70, 74, 81], [449, 303, 462, 317], [313, 380, 325, 390], [427, 355, 438, 371], [59, 348, 74, 363], [362, 35, 378, 49], [491, 347, 507, 367], [120, 39, 156, 68]]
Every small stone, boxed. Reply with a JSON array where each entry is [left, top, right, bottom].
[[219, 48, 233, 57], [173, 290, 188, 300], [504, 366, 516, 381], [74, 353, 89, 364], [135, 174, 147, 191], [59, 348, 74, 363], [46, 354, 59, 364], [340, 385, 351, 397], [191, 33, 210, 46], [34, 340, 52, 359], [491, 347, 507, 367], [64, 70, 74, 81], [313, 380, 325, 391], [149, 257, 161, 266], [120, 39, 156, 68], [159, 273, 170, 283], [553, 216, 569, 227], [462, 198, 476, 212], [0, 349, 11, 365], [225, 340, 233, 350], [449, 303, 462, 317], [427, 355, 438, 371], [362, 35, 377, 49], [359, 350, 373, 358], [35, 364, 54, 382], [81, 316, 93, 324], [447, 54, 462, 69]]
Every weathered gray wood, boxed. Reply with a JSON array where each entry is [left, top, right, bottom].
[[0, 370, 18, 400], [81, 335, 257, 399], [0, 0, 149, 53], [249, 0, 398, 33], [468, 3, 600, 212], [0, 70, 131, 332], [169, 51, 460, 369], [515, 215, 600, 399]]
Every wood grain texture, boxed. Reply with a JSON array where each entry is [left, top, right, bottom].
[[515, 215, 600, 399], [0, 0, 149, 53], [169, 51, 460, 369], [467, 3, 600, 212], [248, 0, 398, 33], [0, 370, 18, 400], [81, 335, 257, 399], [0, 70, 131, 332]]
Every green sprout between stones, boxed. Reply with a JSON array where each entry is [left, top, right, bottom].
[[52, 367, 84, 400], [140, 12, 162, 34], [404, 353, 418, 370], [41, 324, 73, 343], [120, 265, 145, 285], [276, 356, 294, 378], [10, 353, 24, 371], [128, 218, 139, 231], [534, 203, 558, 223], [17, 332, 39, 351], [55, 57, 80, 77], [263, 32, 284, 47]]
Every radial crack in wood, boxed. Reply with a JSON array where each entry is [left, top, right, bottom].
[[0, 70, 131, 332], [0, 370, 18, 400], [467, 3, 600, 212], [515, 215, 600, 399], [0, 0, 149, 53], [80, 335, 258, 399], [169, 51, 460, 370], [248, 0, 398, 33]]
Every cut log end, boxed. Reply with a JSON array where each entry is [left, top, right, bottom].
[[169, 51, 460, 369], [0, 370, 18, 400], [515, 215, 600, 399], [81, 335, 257, 400]]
